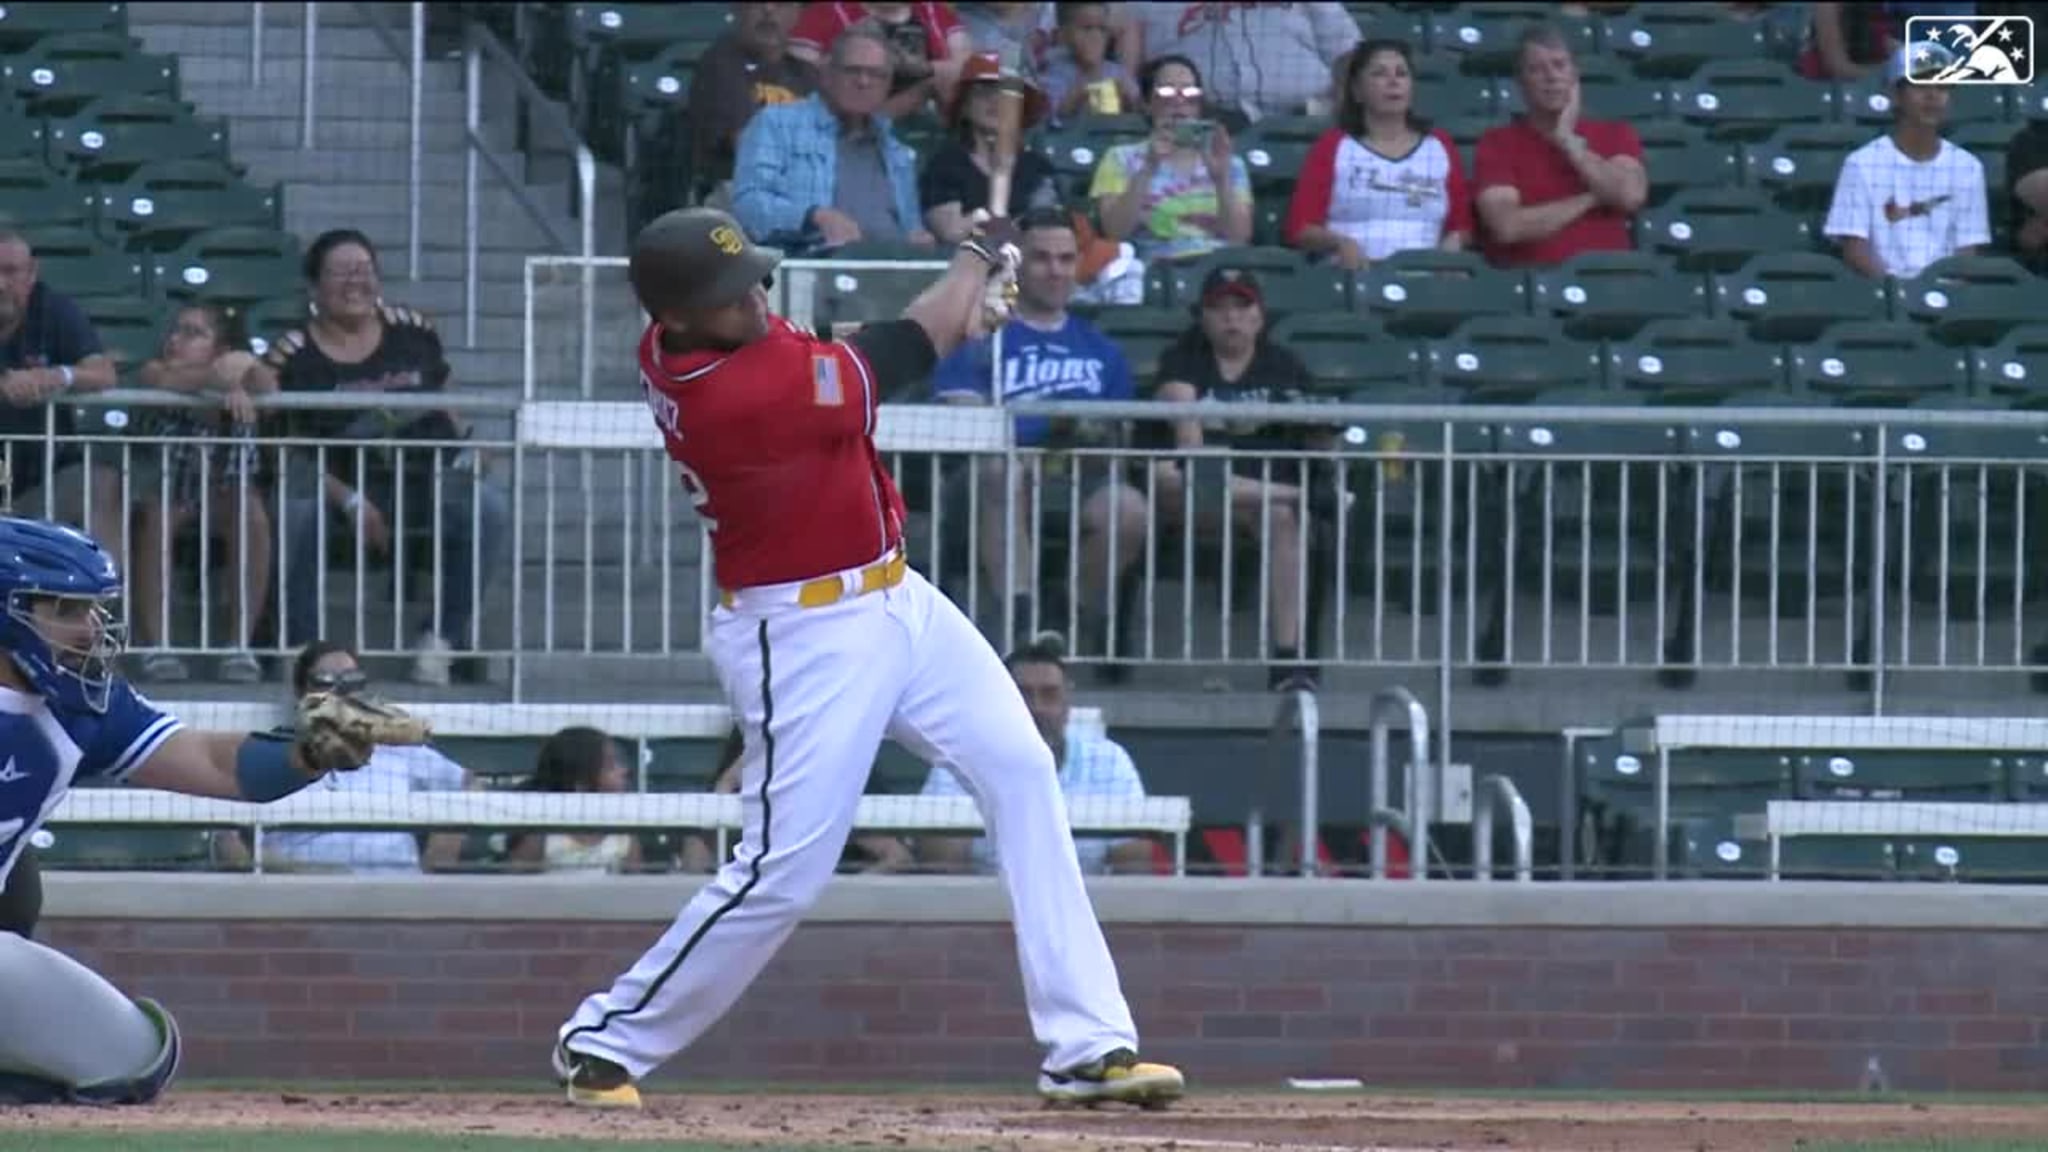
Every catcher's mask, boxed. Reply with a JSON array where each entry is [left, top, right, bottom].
[[0, 516, 126, 714]]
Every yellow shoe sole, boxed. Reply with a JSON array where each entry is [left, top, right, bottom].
[[566, 1081, 643, 1110]]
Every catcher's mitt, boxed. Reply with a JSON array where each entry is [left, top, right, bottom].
[[295, 690, 433, 775]]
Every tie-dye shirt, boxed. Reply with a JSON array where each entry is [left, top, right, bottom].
[[1088, 142, 1252, 263]]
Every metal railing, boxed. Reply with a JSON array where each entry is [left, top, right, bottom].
[[1473, 774, 1533, 883], [1368, 686, 1432, 880], [1270, 687, 1320, 876]]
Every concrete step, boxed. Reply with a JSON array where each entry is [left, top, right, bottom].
[[131, 1, 409, 27], [172, 51, 472, 94], [417, 245, 541, 283], [135, 22, 403, 63], [222, 112, 505, 152], [281, 200, 561, 256], [445, 347, 524, 386], [233, 144, 532, 188], [183, 79, 473, 124]]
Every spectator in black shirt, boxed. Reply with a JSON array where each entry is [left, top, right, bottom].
[[2009, 116, 2048, 274], [0, 230, 121, 562], [246, 229, 513, 687], [1145, 266, 1321, 691], [683, 2, 817, 206], [919, 51, 1058, 244]]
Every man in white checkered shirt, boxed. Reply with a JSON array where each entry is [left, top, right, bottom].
[[1824, 42, 1990, 281], [918, 635, 1154, 875]]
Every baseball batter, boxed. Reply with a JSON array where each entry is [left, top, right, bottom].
[[0, 514, 428, 1104], [552, 208, 1183, 1111]]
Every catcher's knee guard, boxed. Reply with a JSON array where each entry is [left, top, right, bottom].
[[0, 997, 183, 1107]]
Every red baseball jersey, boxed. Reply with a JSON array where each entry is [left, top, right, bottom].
[[639, 315, 906, 590]]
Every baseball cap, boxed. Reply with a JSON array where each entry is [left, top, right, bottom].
[[1885, 39, 1958, 87], [629, 206, 782, 317], [1199, 266, 1263, 308]]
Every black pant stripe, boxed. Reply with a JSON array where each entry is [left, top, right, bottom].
[[561, 619, 778, 1058]]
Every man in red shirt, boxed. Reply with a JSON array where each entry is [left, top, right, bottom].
[[549, 206, 1185, 1113], [1473, 24, 1648, 268]]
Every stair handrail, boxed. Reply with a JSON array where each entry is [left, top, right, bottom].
[[338, 2, 426, 283], [1473, 774, 1533, 883], [1269, 688, 1321, 877], [461, 21, 596, 383], [1368, 686, 1432, 881]]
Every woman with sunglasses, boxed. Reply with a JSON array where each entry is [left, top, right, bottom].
[[1088, 54, 1252, 266], [209, 641, 472, 874]]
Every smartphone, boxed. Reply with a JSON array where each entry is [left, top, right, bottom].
[[1172, 119, 1215, 150]]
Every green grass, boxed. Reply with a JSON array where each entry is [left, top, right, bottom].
[[7, 1136, 949, 1152]]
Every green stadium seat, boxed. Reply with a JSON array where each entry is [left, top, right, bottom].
[[0, 32, 178, 117], [1972, 324, 2048, 402], [1434, 113, 1495, 159], [1670, 59, 1830, 142], [1796, 751, 2006, 801], [1531, 250, 1711, 341], [240, 295, 310, 358], [1610, 4, 1771, 81], [1830, 72, 2009, 130], [1633, 123, 1740, 208], [1639, 186, 1812, 273], [1330, 384, 1488, 609], [1238, 114, 1328, 199], [152, 226, 302, 309], [0, 98, 47, 161], [1744, 122, 1875, 214], [0, 158, 90, 228], [21, 223, 144, 300], [1567, 56, 1672, 125], [39, 828, 215, 871], [569, 3, 731, 59], [0, 2, 127, 54], [96, 160, 278, 253], [2005, 756, 2048, 800], [1411, 61, 1504, 120], [1605, 316, 1788, 404], [1092, 305, 1191, 344], [1356, 248, 1529, 338], [46, 95, 230, 184], [1575, 739, 1795, 873], [78, 294, 164, 375], [602, 36, 709, 181], [1710, 251, 1890, 343], [1896, 838, 2048, 883], [1267, 312, 1425, 395], [1484, 390, 1681, 626], [1429, 313, 1601, 403], [1893, 255, 2041, 348], [1790, 320, 1973, 404], [1672, 815, 1897, 881], [1153, 246, 1347, 316], [1426, 4, 1600, 77], [2016, 86, 2048, 122], [1036, 116, 1147, 189]]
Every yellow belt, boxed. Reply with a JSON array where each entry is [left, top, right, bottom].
[[721, 550, 907, 610]]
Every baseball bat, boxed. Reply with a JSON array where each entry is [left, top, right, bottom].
[[986, 83, 1025, 219]]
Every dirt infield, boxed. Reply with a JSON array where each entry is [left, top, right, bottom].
[[5, 1090, 2048, 1151]]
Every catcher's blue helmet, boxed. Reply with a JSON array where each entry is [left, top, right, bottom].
[[0, 515, 125, 714]]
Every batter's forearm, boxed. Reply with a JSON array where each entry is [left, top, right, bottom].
[[900, 248, 995, 360]]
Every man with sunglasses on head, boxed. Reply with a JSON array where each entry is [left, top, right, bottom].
[[0, 515, 426, 1106], [210, 641, 473, 875], [549, 202, 1184, 1113]]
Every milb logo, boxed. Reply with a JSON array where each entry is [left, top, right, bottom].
[[1903, 15, 2034, 85]]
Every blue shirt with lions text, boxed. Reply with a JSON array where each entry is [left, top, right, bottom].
[[931, 314, 1135, 447]]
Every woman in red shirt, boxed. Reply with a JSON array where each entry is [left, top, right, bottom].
[[1283, 39, 1472, 271]]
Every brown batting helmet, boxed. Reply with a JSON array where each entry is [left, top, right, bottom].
[[629, 207, 782, 318]]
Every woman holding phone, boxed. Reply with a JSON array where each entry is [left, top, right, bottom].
[[1088, 54, 1252, 265]]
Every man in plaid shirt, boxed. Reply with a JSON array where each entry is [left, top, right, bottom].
[[917, 636, 1154, 875]]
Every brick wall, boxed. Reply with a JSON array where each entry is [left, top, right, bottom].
[[40, 919, 2048, 1091]]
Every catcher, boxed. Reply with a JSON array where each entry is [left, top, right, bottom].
[[0, 513, 430, 1106]]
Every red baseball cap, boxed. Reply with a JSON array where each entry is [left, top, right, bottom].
[[1199, 266, 1263, 308], [947, 51, 1048, 130]]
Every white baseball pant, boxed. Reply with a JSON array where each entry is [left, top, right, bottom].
[[557, 557, 1140, 1077]]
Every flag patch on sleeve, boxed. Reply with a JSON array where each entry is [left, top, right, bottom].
[[813, 353, 843, 406]]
